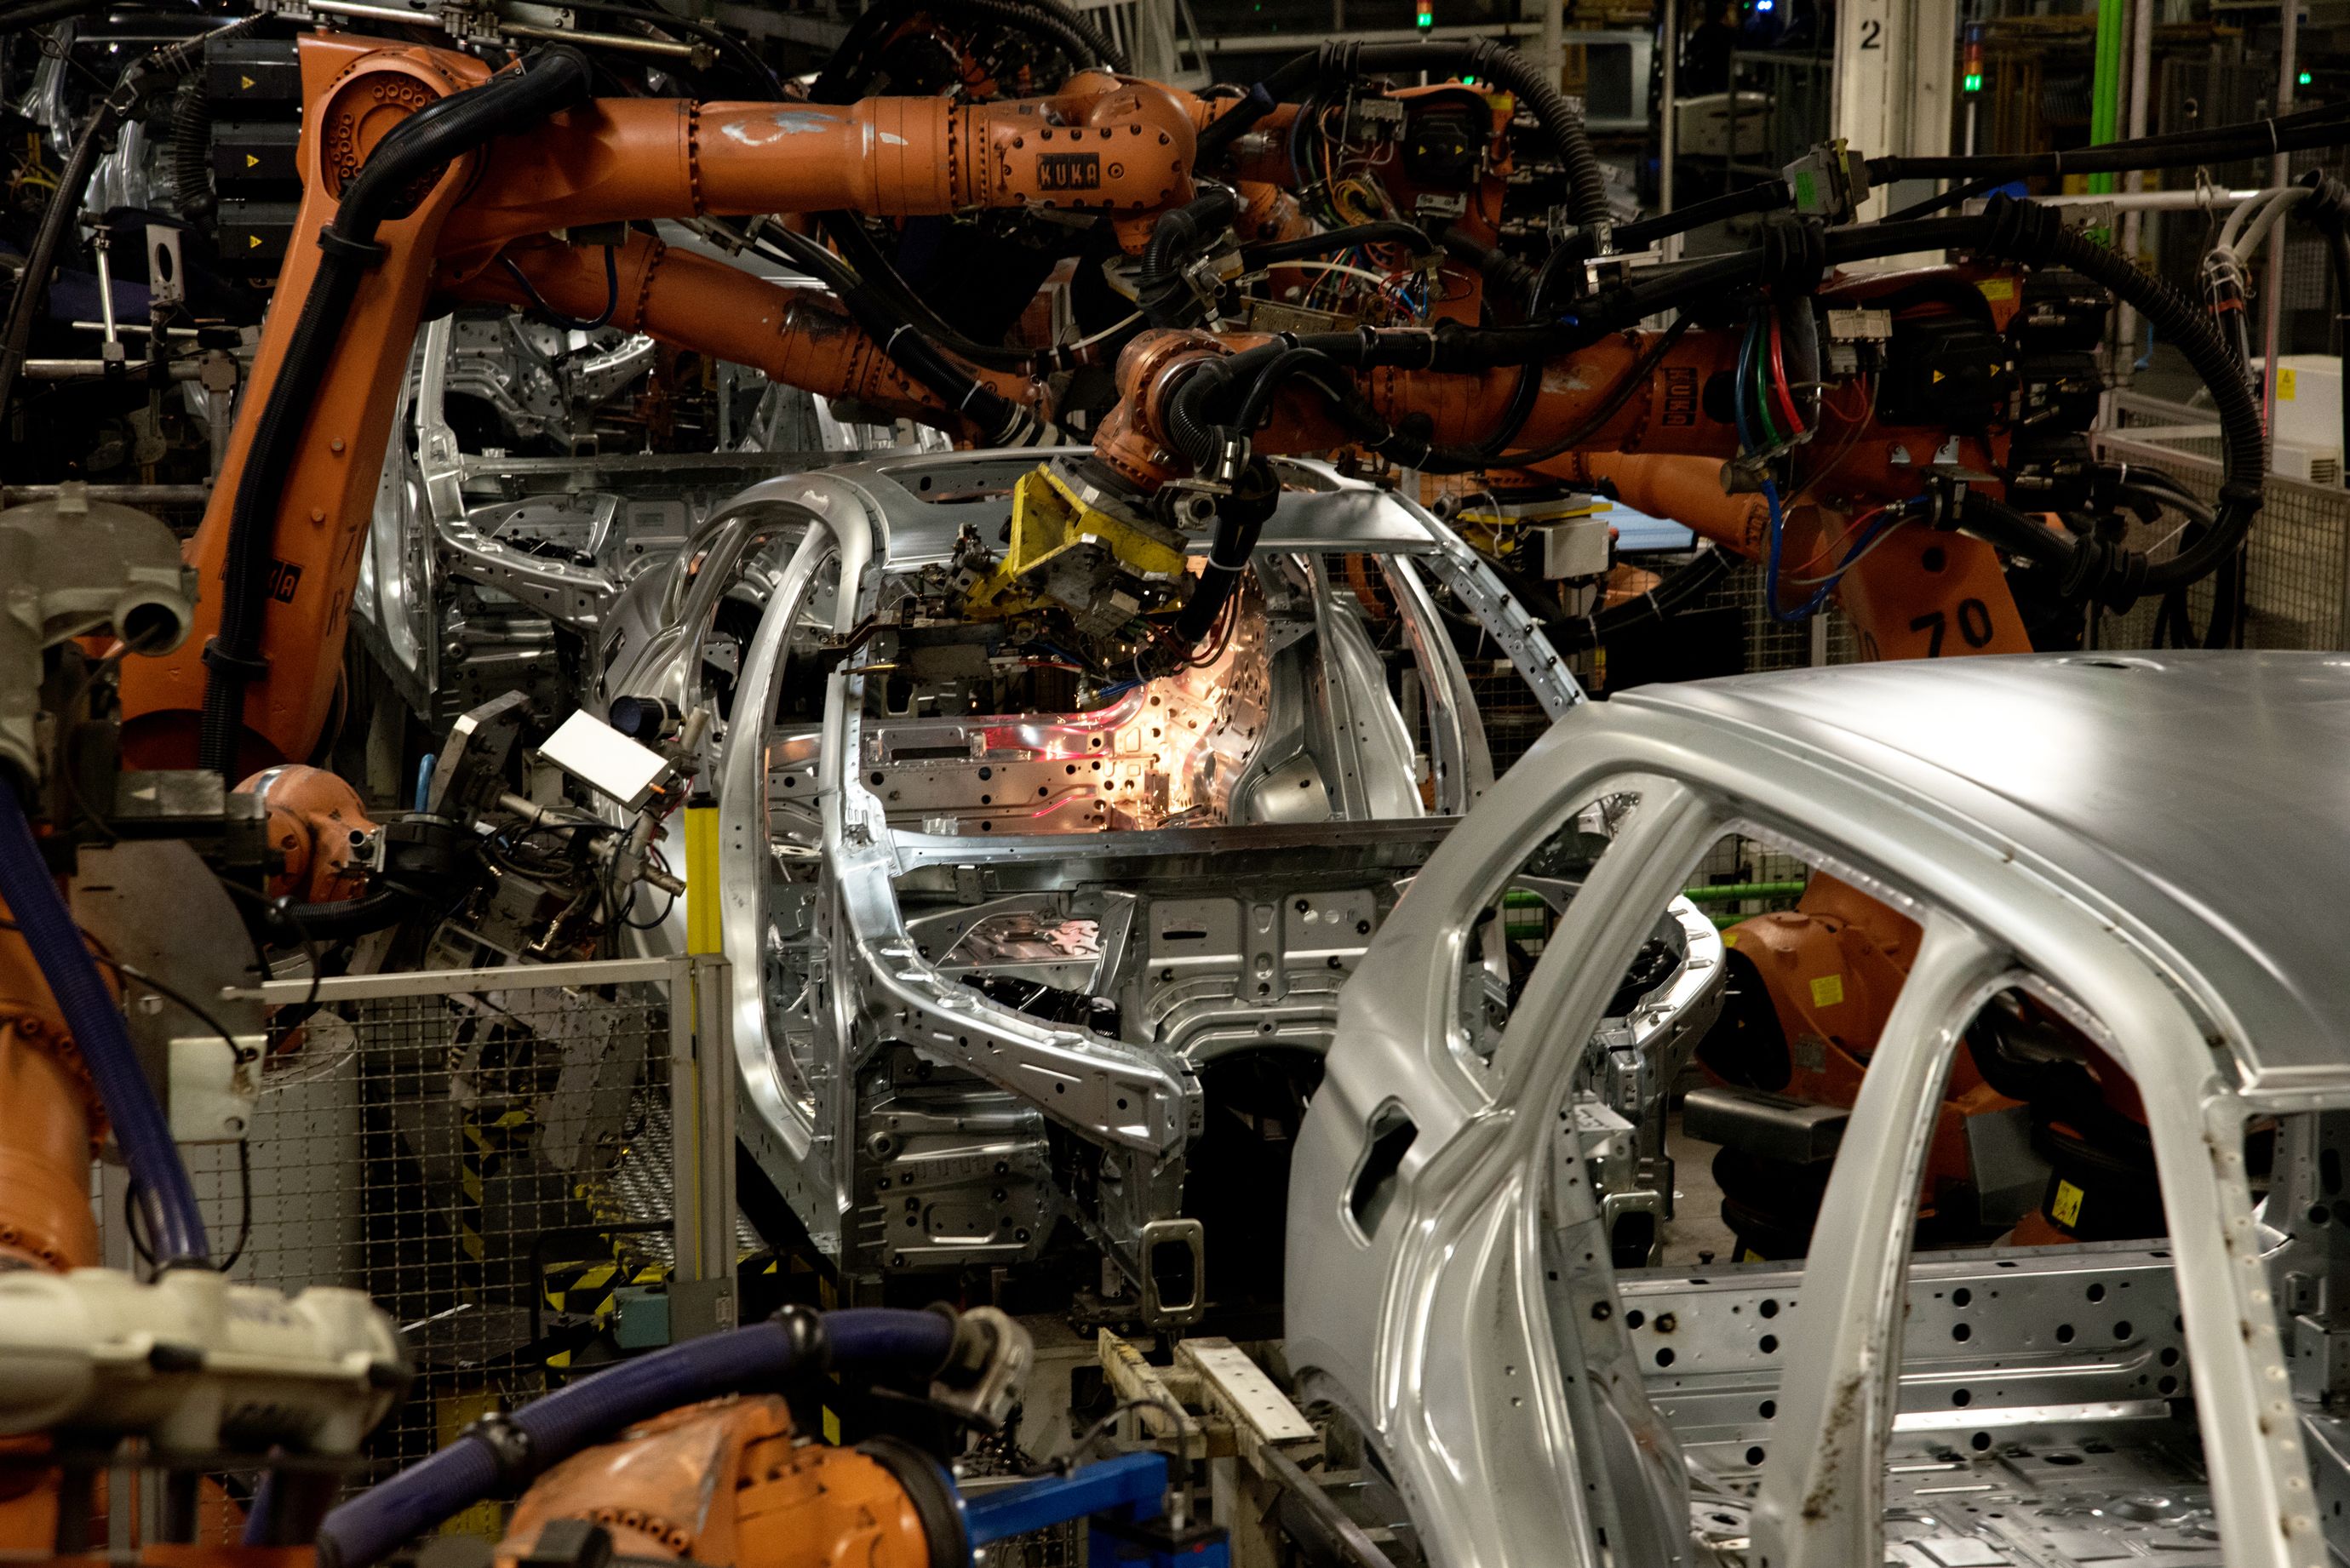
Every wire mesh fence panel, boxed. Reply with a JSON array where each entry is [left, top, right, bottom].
[[1699, 558, 1859, 669], [2092, 428, 2350, 652], [170, 964, 685, 1542], [1465, 655, 1558, 780]]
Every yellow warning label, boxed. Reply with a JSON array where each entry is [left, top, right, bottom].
[[2281, 367, 2299, 401], [246, 152, 260, 168], [247, 233, 261, 249], [1740, 1247, 1765, 1263], [1931, 369, 1946, 384], [2051, 1178, 2084, 1228], [1978, 278, 2014, 301], [1808, 973, 1846, 1008], [240, 74, 255, 89]]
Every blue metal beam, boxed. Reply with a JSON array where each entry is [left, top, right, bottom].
[[962, 1452, 1170, 1547]]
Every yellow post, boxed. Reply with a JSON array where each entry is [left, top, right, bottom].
[[684, 792, 719, 955]]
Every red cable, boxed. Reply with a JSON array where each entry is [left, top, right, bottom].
[[1780, 504, 1887, 580], [1767, 312, 1807, 437]]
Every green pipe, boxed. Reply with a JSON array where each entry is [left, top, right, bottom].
[[1501, 880, 1807, 911], [2089, 0, 2127, 196], [1679, 880, 1808, 903]]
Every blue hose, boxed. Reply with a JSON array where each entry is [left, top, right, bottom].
[[0, 781, 209, 1265], [314, 1308, 955, 1567]]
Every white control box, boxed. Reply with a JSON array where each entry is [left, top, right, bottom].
[[2254, 355, 2344, 482]]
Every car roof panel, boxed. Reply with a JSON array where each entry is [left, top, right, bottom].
[[1615, 652, 2350, 1098]]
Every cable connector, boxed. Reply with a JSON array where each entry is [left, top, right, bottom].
[[1206, 426, 1250, 487], [1783, 140, 1871, 225], [461, 1410, 539, 1494], [1980, 193, 2066, 269], [1755, 212, 1829, 297], [927, 1306, 1033, 1433], [1922, 463, 1996, 530]]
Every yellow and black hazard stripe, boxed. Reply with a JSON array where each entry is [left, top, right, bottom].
[[538, 1255, 674, 1369], [456, 1107, 535, 1267]]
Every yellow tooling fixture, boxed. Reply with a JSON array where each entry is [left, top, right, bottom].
[[960, 465, 1189, 621]]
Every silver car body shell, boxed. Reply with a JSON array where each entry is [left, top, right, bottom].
[[600, 447, 1722, 1296], [701, 449, 1578, 1261], [1287, 652, 2343, 1568]]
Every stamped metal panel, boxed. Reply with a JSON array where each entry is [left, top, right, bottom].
[[1619, 1245, 2193, 1453], [821, 667, 1202, 1159], [711, 504, 874, 1243]]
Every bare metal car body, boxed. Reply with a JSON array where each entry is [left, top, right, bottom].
[[355, 287, 927, 733], [599, 447, 1723, 1311], [1287, 652, 2348, 1568]]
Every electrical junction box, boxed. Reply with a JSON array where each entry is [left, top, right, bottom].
[[2255, 356, 2344, 482], [2274, 442, 2343, 488]]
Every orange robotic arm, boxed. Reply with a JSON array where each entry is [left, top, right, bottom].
[[1085, 303, 2040, 663], [434, 66, 1197, 266], [454, 232, 1047, 440], [120, 34, 1197, 776], [1086, 325, 1746, 492], [1562, 454, 2037, 661]]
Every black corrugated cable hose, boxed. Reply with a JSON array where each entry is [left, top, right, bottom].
[[267, 886, 419, 941], [197, 47, 595, 777], [812, 0, 1123, 102], [1138, 188, 1239, 328], [1248, 221, 1436, 270], [763, 226, 1038, 444], [1194, 40, 1610, 232], [1438, 227, 1538, 314], [1168, 457, 1279, 648], [1548, 181, 1791, 266], [1946, 198, 2263, 609], [170, 79, 215, 220], [1870, 95, 2350, 186], [807, 215, 1045, 373], [1545, 202, 2264, 609], [1151, 338, 1711, 662], [1480, 540, 1732, 652], [1161, 195, 2259, 614], [1463, 314, 1696, 472]]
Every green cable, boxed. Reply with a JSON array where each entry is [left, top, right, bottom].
[[1751, 333, 1781, 448]]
